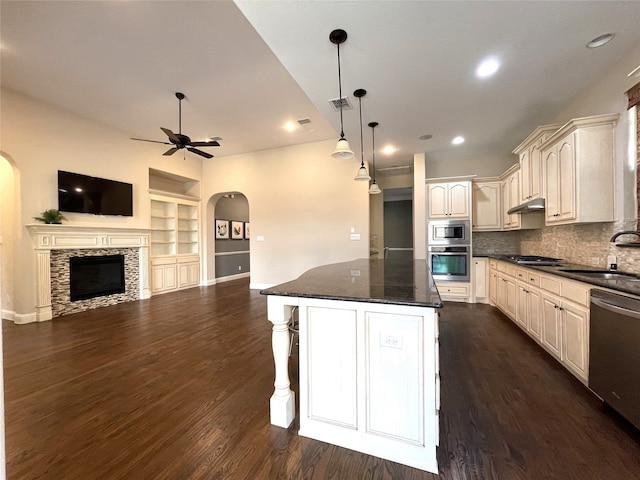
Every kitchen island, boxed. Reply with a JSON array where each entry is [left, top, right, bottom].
[[261, 258, 443, 473]]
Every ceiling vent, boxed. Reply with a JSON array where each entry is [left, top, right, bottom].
[[377, 165, 413, 176], [328, 97, 353, 112]]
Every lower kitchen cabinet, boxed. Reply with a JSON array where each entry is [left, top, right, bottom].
[[473, 257, 489, 303], [489, 260, 590, 384], [541, 293, 562, 359], [435, 282, 470, 302], [561, 301, 589, 380]]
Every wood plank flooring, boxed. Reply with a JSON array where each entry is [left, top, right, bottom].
[[3, 280, 639, 479]]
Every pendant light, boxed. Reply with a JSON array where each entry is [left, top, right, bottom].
[[368, 122, 381, 194], [330, 29, 354, 159], [353, 89, 371, 181]]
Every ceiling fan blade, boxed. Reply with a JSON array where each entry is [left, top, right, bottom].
[[188, 140, 220, 147], [131, 137, 171, 145], [160, 127, 181, 144], [187, 147, 213, 159], [163, 148, 179, 156]]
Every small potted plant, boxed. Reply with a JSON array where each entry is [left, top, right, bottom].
[[33, 209, 67, 224]]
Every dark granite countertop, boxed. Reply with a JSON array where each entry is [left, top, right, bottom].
[[489, 255, 640, 297], [261, 258, 443, 308]]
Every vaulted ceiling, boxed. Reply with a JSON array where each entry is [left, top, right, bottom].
[[2, 1, 639, 170]]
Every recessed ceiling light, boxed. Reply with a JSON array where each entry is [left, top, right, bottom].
[[284, 122, 297, 132], [587, 33, 615, 48], [452, 136, 465, 145], [476, 57, 500, 78], [383, 145, 395, 155], [419, 134, 433, 140]]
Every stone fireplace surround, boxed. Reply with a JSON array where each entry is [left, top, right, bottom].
[[26, 224, 151, 323]]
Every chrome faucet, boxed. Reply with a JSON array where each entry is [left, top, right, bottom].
[[609, 231, 640, 242]]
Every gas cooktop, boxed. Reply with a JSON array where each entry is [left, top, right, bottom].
[[503, 255, 565, 266]]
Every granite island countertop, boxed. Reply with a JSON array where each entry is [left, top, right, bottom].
[[488, 254, 640, 297], [261, 258, 443, 308]]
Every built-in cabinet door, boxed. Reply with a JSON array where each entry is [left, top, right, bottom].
[[541, 293, 562, 359], [427, 183, 449, 218], [557, 137, 576, 222], [520, 149, 531, 203], [516, 284, 528, 330], [562, 302, 589, 381], [529, 142, 543, 201], [473, 258, 488, 303], [544, 148, 560, 223], [527, 288, 543, 342], [489, 270, 498, 305], [473, 182, 501, 231], [504, 277, 517, 319], [448, 182, 470, 218]]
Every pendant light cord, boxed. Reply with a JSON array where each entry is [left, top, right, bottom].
[[358, 96, 364, 167], [337, 42, 345, 138]]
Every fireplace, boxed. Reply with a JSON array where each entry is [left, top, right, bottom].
[[70, 254, 126, 301]]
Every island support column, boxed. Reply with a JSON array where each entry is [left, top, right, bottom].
[[267, 296, 297, 427]]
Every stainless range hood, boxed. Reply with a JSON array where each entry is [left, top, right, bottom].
[[507, 197, 545, 215]]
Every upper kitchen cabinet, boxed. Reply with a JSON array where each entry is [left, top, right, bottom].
[[512, 123, 563, 205], [426, 178, 472, 219], [541, 114, 618, 225], [472, 179, 502, 231], [501, 166, 521, 231]]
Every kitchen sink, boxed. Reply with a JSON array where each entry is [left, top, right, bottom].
[[559, 269, 640, 281]]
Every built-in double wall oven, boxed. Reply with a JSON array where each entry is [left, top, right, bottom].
[[427, 220, 470, 282]]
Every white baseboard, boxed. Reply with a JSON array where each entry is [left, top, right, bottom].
[[215, 272, 250, 284], [13, 312, 38, 324], [1, 309, 15, 322]]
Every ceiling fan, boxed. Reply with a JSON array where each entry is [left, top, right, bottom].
[[131, 92, 220, 159]]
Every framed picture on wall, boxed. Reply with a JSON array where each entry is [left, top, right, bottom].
[[244, 222, 250, 240], [215, 219, 229, 239], [231, 221, 244, 240]]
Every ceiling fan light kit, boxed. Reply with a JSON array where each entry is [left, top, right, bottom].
[[131, 92, 220, 159], [330, 28, 354, 160]]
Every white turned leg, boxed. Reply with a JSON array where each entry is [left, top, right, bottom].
[[267, 298, 296, 427]]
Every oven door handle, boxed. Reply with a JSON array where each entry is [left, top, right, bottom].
[[591, 297, 640, 320]]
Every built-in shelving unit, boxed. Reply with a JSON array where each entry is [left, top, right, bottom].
[[148, 168, 201, 294]]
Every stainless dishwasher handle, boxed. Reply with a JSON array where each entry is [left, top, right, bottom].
[[591, 297, 640, 320]]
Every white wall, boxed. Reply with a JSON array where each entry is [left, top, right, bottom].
[[0, 157, 16, 319], [0, 88, 204, 319], [549, 47, 639, 223], [202, 140, 370, 287]]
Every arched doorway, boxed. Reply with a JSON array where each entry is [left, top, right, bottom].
[[205, 192, 250, 285], [0, 155, 17, 320]]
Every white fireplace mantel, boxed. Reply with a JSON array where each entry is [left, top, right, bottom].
[[26, 224, 152, 322]]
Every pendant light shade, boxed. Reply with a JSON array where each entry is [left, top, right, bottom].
[[330, 29, 354, 160], [353, 88, 371, 181], [368, 121, 382, 194]]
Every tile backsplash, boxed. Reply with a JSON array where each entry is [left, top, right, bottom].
[[474, 220, 640, 274]]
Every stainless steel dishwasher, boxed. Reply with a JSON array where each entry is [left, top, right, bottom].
[[589, 289, 640, 429]]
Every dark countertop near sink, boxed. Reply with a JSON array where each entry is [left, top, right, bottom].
[[261, 258, 443, 308], [488, 254, 640, 297]]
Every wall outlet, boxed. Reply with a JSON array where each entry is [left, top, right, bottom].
[[238, 265, 242, 271], [607, 255, 617, 270], [350, 233, 361, 241], [381, 333, 403, 349]]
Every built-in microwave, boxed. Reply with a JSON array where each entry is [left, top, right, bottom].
[[428, 220, 470, 245]]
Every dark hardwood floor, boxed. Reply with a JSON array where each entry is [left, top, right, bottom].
[[3, 280, 640, 479]]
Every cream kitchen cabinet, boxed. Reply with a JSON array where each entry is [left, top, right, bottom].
[[501, 169, 521, 230], [473, 257, 489, 303], [489, 260, 591, 384], [427, 180, 471, 219], [472, 180, 502, 231], [541, 114, 618, 225], [512, 123, 563, 204]]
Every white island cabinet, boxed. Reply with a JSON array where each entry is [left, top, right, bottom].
[[261, 259, 443, 473]]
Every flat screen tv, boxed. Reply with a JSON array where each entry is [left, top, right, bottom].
[[58, 170, 133, 216]]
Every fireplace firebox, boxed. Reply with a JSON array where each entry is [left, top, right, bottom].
[[70, 254, 126, 301]]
